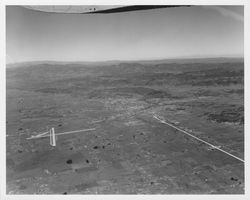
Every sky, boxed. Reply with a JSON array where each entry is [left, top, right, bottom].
[[6, 5, 244, 63]]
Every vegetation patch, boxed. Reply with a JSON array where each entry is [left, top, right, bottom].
[[205, 106, 244, 124]]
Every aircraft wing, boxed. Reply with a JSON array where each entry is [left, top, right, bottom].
[[23, 5, 190, 14]]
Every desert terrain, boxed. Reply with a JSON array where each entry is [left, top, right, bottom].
[[6, 58, 244, 194]]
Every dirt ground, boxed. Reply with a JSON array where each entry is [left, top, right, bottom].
[[6, 59, 244, 194]]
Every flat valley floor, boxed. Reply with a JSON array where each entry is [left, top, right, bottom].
[[6, 59, 244, 194]]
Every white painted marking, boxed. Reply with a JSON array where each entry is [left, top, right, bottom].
[[153, 115, 244, 163], [36, 131, 49, 137], [26, 128, 96, 140], [50, 128, 56, 146]]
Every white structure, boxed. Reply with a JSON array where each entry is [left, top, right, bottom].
[[49, 127, 56, 147]]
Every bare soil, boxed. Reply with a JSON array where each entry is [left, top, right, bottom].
[[6, 59, 244, 194]]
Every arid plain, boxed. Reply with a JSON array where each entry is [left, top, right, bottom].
[[6, 58, 244, 194]]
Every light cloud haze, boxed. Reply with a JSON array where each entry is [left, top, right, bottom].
[[6, 6, 244, 63]]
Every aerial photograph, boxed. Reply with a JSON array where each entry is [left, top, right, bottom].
[[6, 5, 244, 194]]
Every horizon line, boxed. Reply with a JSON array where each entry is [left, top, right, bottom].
[[6, 55, 244, 65]]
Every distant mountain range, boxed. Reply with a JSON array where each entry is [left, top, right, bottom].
[[6, 57, 244, 68]]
